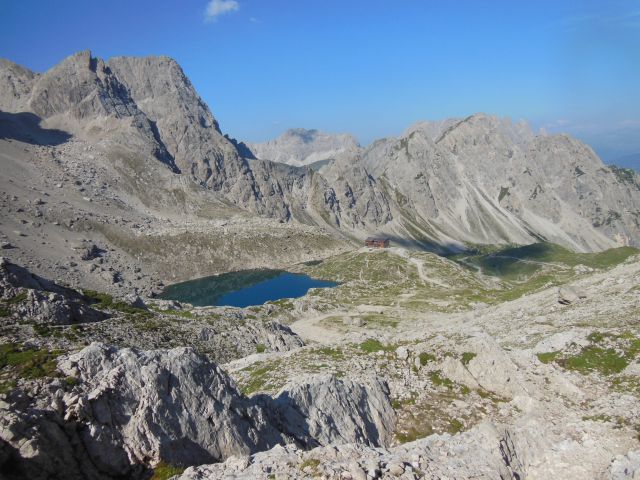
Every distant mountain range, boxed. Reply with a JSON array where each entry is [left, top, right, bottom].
[[2, 51, 640, 252], [246, 128, 360, 168], [248, 119, 640, 252]]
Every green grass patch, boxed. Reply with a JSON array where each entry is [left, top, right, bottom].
[[84, 290, 150, 317], [391, 392, 418, 410], [609, 165, 640, 188], [6, 291, 28, 305], [267, 298, 295, 310], [360, 314, 399, 328], [562, 347, 628, 374], [299, 458, 320, 474], [0, 343, 64, 394], [429, 370, 455, 389], [32, 324, 55, 337], [447, 418, 465, 434], [151, 462, 185, 480], [256, 343, 266, 353], [316, 346, 344, 359], [454, 242, 637, 286], [0, 379, 17, 395], [582, 414, 613, 423], [538, 331, 639, 375], [418, 352, 436, 365], [240, 360, 284, 395], [537, 351, 560, 364], [64, 375, 78, 387], [587, 331, 608, 343], [461, 352, 476, 366], [612, 375, 640, 395], [359, 339, 393, 353], [302, 250, 419, 284], [151, 307, 196, 319], [136, 320, 161, 332], [396, 424, 433, 444]]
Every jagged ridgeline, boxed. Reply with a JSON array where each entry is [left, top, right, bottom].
[[2, 46, 640, 480], [2, 50, 640, 252]]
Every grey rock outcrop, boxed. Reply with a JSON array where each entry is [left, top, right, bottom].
[[464, 337, 528, 399], [1, 256, 47, 296], [26, 50, 177, 170], [57, 344, 281, 470], [558, 286, 587, 304], [0, 343, 394, 479], [250, 320, 305, 352], [177, 422, 514, 480], [0, 257, 105, 324], [272, 374, 395, 448], [609, 450, 640, 480], [195, 320, 304, 357], [0, 59, 37, 112]]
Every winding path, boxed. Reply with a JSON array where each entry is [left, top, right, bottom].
[[387, 247, 450, 288]]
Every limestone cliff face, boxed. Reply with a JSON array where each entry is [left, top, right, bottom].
[[248, 114, 640, 251], [359, 114, 640, 251], [0, 51, 375, 228], [2, 51, 639, 251]]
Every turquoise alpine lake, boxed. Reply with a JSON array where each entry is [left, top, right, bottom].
[[159, 269, 338, 308]]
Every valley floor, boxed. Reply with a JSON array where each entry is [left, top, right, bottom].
[[1, 237, 639, 479], [212, 247, 640, 478]]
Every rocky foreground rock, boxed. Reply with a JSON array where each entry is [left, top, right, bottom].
[[177, 422, 640, 479], [0, 257, 105, 325], [0, 343, 394, 479]]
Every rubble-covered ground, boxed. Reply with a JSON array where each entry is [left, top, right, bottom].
[[1, 239, 639, 479]]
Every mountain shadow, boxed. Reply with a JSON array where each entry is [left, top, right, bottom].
[[0, 111, 71, 146]]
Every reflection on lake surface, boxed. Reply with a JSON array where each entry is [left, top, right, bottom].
[[159, 269, 338, 308]]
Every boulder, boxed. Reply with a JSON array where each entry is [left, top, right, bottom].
[[439, 356, 481, 390], [609, 450, 640, 480], [464, 336, 528, 399], [79, 244, 101, 261], [247, 320, 304, 352], [558, 286, 586, 305], [395, 346, 409, 362], [272, 374, 395, 448], [0, 256, 48, 297], [123, 294, 147, 310], [0, 258, 106, 324]]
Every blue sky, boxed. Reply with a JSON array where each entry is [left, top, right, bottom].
[[1, 0, 639, 166]]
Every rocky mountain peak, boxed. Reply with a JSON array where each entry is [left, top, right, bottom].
[[0, 59, 38, 112], [247, 128, 360, 167], [2, 50, 640, 251]]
